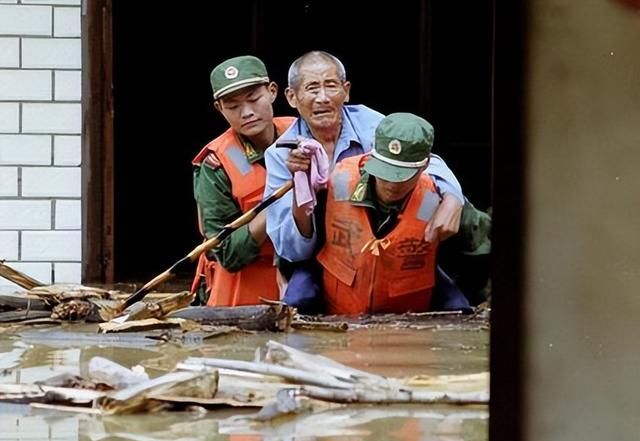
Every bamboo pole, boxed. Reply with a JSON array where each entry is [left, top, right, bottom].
[[183, 357, 354, 390], [264, 340, 388, 387], [296, 385, 489, 405]]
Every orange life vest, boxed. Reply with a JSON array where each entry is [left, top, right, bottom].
[[191, 117, 295, 306], [317, 155, 441, 314]]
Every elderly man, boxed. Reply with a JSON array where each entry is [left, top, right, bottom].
[[318, 112, 443, 313], [264, 51, 487, 312], [265, 51, 464, 261], [191, 55, 294, 306]]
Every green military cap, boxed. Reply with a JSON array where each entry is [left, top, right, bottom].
[[210, 55, 270, 100], [363, 112, 434, 182]]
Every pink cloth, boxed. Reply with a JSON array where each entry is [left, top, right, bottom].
[[294, 138, 329, 215]]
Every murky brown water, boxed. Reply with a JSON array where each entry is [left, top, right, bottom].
[[0, 320, 488, 441]]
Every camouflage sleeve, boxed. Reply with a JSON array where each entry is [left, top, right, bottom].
[[193, 157, 261, 272]]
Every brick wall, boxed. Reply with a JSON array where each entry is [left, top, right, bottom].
[[0, 0, 81, 293]]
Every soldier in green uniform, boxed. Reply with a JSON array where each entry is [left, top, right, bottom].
[[191, 55, 295, 306]]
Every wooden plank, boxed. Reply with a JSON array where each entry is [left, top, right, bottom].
[[0, 310, 51, 323], [0, 293, 48, 311]]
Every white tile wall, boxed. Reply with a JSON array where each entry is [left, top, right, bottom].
[[0, 200, 51, 230], [22, 103, 81, 134], [22, 166, 80, 197], [54, 7, 80, 37], [0, 5, 51, 36], [53, 135, 80, 165], [0, 200, 51, 229], [0, 70, 51, 101], [0, 262, 51, 293], [22, 0, 80, 5], [0, 166, 18, 196], [54, 199, 80, 229], [54, 261, 81, 283], [0, 230, 18, 259], [22, 38, 80, 69], [54, 70, 80, 100], [0, 103, 19, 132], [0, 134, 51, 165], [22, 230, 80, 261], [0, 37, 19, 67], [1, 3, 82, 287]]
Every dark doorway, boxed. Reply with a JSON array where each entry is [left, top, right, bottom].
[[110, 0, 493, 282]]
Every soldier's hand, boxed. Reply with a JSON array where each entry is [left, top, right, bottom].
[[425, 193, 463, 243]]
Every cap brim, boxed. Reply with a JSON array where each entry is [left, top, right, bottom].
[[363, 156, 421, 182], [214, 77, 269, 100]]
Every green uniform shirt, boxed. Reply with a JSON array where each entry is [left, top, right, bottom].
[[349, 172, 410, 239], [351, 172, 491, 252], [192, 138, 264, 272]]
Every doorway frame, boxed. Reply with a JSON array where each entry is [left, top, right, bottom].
[[82, 0, 114, 284]]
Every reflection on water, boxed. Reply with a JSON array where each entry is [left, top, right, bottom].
[[0, 402, 488, 441], [219, 406, 488, 441], [0, 322, 488, 441]]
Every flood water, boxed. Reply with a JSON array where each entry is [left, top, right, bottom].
[[0, 319, 489, 441]]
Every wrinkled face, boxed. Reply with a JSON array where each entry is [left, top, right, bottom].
[[373, 169, 424, 204], [215, 83, 277, 137], [285, 59, 351, 134]]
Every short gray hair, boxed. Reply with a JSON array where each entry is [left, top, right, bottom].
[[287, 51, 347, 90]]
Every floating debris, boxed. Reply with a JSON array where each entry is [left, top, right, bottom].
[[169, 303, 294, 331], [0, 340, 488, 416], [99, 318, 194, 334]]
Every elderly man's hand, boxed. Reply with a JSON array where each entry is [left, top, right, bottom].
[[286, 148, 311, 174], [285, 137, 321, 174], [425, 193, 463, 243]]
